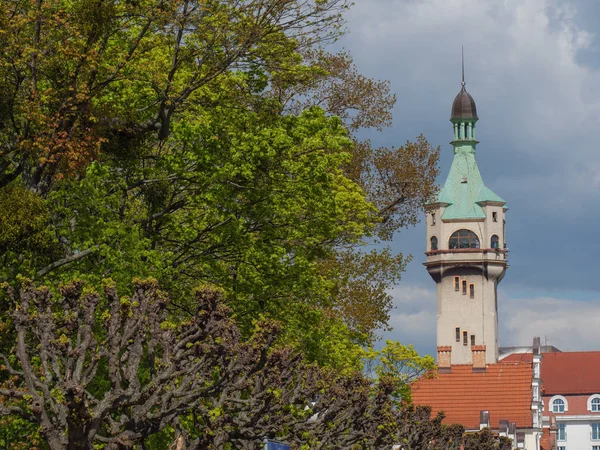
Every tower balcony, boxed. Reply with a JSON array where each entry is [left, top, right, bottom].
[[424, 248, 508, 282], [425, 247, 507, 264]]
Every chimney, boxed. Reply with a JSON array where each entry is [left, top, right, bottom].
[[499, 419, 509, 437], [532, 336, 542, 380], [549, 416, 558, 450], [533, 336, 540, 355], [472, 345, 487, 372], [479, 410, 490, 430], [437, 346, 452, 373], [508, 422, 517, 447]]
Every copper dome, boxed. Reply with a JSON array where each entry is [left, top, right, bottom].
[[451, 86, 478, 120]]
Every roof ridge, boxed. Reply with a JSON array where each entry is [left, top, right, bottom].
[[546, 350, 600, 355]]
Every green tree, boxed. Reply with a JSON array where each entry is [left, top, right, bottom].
[[0, 0, 439, 370], [365, 340, 436, 404]]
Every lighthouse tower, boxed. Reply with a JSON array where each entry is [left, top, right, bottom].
[[425, 74, 507, 366]]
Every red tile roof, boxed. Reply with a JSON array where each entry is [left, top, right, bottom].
[[539, 351, 600, 395], [503, 351, 600, 395], [500, 353, 533, 363], [411, 362, 533, 429]]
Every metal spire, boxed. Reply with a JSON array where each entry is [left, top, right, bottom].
[[461, 46, 465, 87]]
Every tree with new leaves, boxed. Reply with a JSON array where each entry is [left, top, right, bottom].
[[0, 0, 352, 192], [0, 0, 439, 358], [463, 428, 513, 450], [0, 279, 316, 449], [0, 278, 511, 450], [365, 340, 436, 403]]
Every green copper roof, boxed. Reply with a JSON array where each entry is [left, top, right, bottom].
[[437, 143, 505, 220]]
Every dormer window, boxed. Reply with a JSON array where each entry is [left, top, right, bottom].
[[552, 397, 566, 413], [588, 395, 600, 412], [449, 229, 480, 249]]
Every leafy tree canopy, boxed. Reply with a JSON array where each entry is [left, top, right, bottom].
[[0, 0, 439, 368]]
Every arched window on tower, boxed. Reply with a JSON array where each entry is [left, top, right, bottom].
[[449, 229, 480, 249], [491, 235, 499, 249], [430, 236, 438, 251]]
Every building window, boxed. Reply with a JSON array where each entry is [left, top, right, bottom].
[[431, 213, 436, 225], [449, 229, 480, 249], [557, 423, 566, 441], [455, 277, 460, 291], [557, 447, 566, 450], [590, 396, 600, 412], [593, 446, 600, 450], [430, 236, 438, 251], [593, 423, 600, 440], [462, 280, 467, 295], [462, 331, 468, 346], [469, 284, 475, 299], [456, 327, 460, 342], [470, 334, 475, 346], [491, 234, 499, 249], [492, 211, 497, 222], [553, 398, 566, 413]]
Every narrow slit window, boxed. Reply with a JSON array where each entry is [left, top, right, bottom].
[[492, 211, 498, 222], [455, 277, 460, 291], [463, 331, 468, 346], [462, 280, 467, 295], [491, 235, 500, 249], [470, 284, 475, 299], [471, 334, 475, 346], [456, 327, 460, 342], [430, 236, 438, 251], [431, 213, 436, 225]]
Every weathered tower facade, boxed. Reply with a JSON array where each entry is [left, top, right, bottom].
[[425, 78, 507, 365]]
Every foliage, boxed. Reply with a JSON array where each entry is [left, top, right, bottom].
[[463, 428, 514, 450], [0, 0, 440, 367], [0, 0, 351, 191], [364, 340, 436, 404], [0, 279, 489, 450]]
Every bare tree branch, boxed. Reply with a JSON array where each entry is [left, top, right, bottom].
[[35, 247, 96, 279]]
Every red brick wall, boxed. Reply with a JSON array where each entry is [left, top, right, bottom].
[[438, 346, 452, 368], [472, 345, 486, 369]]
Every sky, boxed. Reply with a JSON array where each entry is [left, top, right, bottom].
[[336, 0, 600, 356]]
